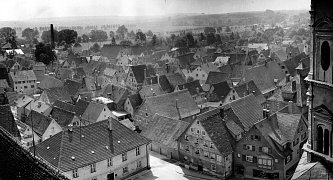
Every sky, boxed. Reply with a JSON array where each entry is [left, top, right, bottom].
[[0, 0, 310, 21]]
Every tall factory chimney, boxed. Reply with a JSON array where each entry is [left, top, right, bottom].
[[50, 24, 55, 49]]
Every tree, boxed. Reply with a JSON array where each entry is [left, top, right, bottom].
[[199, 33, 206, 41], [146, 30, 153, 37], [174, 37, 187, 48], [170, 34, 176, 45], [185, 32, 195, 47], [112, 37, 116, 45], [206, 33, 216, 45], [77, 36, 82, 43], [90, 43, 101, 53], [151, 34, 158, 46], [22, 28, 39, 43], [128, 30, 135, 39], [216, 34, 222, 45], [32, 38, 39, 44], [119, 40, 132, 46], [109, 31, 115, 38], [135, 31, 146, 44], [82, 34, 89, 43], [225, 26, 231, 32], [90, 30, 108, 42], [116, 25, 128, 39], [41, 29, 58, 44], [0, 27, 17, 47], [58, 29, 78, 45], [35, 42, 56, 65]]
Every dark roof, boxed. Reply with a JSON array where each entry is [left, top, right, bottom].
[[44, 87, 72, 104], [205, 71, 230, 85], [141, 114, 189, 149], [283, 53, 308, 75], [81, 102, 108, 123], [234, 80, 266, 104], [63, 79, 83, 96], [52, 100, 75, 112], [73, 99, 90, 117], [38, 75, 64, 90], [0, 105, 20, 139], [177, 80, 203, 96], [34, 119, 151, 171], [176, 53, 195, 67], [129, 64, 154, 84], [165, 73, 186, 89], [197, 108, 234, 155], [128, 94, 143, 111], [25, 111, 53, 136], [223, 53, 247, 65], [211, 81, 231, 101], [158, 75, 173, 93], [50, 107, 75, 128]]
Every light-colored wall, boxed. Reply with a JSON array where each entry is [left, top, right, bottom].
[[124, 98, 134, 116], [13, 80, 37, 95], [96, 106, 113, 122], [64, 144, 148, 180], [42, 119, 62, 141]]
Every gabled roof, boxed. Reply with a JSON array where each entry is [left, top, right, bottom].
[[240, 61, 285, 94], [73, 99, 90, 117], [224, 108, 244, 137], [52, 100, 75, 112], [142, 90, 200, 120], [25, 111, 53, 136], [176, 52, 196, 67], [129, 64, 155, 84], [141, 114, 190, 149], [177, 80, 203, 96], [10, 70, 37, 81], [128, 94, 143, 111], [158, 75, 173, 93], [165, 73, 186, 89], [64, 79, 83, 97], [43, 87, 72, 104], [56, 68, 73, 80], [0, 104, 20, 139], [283, 53, 308, 75], [205, 71, 229, 85], [196, 108, 234, 155], [101, 45, 122, 59], [272, 48, 288, 62], [211, 81, 231, 101], [38, 75, 64, 90], [25, 100, 51, 116], [15, 95, 33, 108], [34, 119, 151, 172], [226, 94, 263, 131], [139, 84, 165, 98], [50, 107, 75, 128], [81, 102, 108, 123], [200, 62, 219, 73], [234, 80, 266, 104], [103, 84, 128, 102]]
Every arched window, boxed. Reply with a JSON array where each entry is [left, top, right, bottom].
[[324, 129, 330, 155], [317, 126, 323, 153], [321, 41, 330, 71]]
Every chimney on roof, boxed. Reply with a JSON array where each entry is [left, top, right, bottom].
[[37, 101, 42, 108], [108, 117, 112, 131], [175, 99, 182, 120], [288, 101, 293, 114], [68, 124, 73, 132]]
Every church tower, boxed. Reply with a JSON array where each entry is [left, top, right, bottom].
[[305, 0, 333, 166]]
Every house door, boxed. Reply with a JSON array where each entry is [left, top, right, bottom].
[[107, 173, 114, 180]]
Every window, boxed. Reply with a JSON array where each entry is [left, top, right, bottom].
[[217, 155, 222, 162], [203, 141, 208, 147], [195, 138, 199, 144], [190, 127, 194, 133], [202, 74, 205, 77], [185, 145, 190, 152], [122, 153, 127, 162], [107, 158, 112, 167], [195, 149, 200, 155], [202, 131, 206, 136], [246, 155, 253, 162], [196, 74, 198, 77], [185, 135, 189, 141], [72, 169, 79, 178], [204, 151, 209, 157], [31, 85, 34, 88], [285, 155, 292, 164], [196, 129, 200, 134], [196, 121, 199, 124], [145, 113, 148, 117], [136, 147, 140, 156], [321, 41, 330, 71], [210, 142, 214, 148], [211, 164, 216, 171], [24, 86, 27, 89], [258, 157, 272, 169], [90, 163, 96, 173], [137, 161, 142, 168], [210, 153, 215, 160], [123, 166, 128, 174], [275, 159, 278, 163]]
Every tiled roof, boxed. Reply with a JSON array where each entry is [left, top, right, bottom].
[[0, 105, 20, 139], [25, 100, 52, 117], [139, 84, 165, 98], [177, 80, 203, 96], [239, 61, 285, 93], [234, 80, 266, 104], [73, 99, 90, 117], [275, 112, 302, 142], [205, 71, 229, 85], [272, 48, 288, 62], [33, 70, 46, 82], [50, 107, 75, 128], [141, 114, 189, 149], [283, 53, 308, 75], [15, 95, 33, 108], [176, 53, 196, 67], [55, 68, 73, 81], [24, 111, 53, 136], [63, 79, 83, 97], [158, 75, 173, 93], [143, 90, 200, 120], [227, 94, 263, 131], [101, 45, 122, 59], [224, 108, 244, 137], [130, 64, 154, 84], [222, 53, 247, 65], [6, 92, 24, 106], [198, 108, 234, 155], [201, 62, 219, 74], [81, 102, 108, 123], [128, 94, 143, 110], [211, 81, 231, 101], [52, 100, 75, 112], [34, 119, 151, 171], [44, 87, 72, 104], [10, 70, 37, 81], [165, 73, 186, 89], [38, 75, 64, 89]]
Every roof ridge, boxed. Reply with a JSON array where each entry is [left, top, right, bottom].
[[57, 131, 65, 168]]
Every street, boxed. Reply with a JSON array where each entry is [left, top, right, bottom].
[[135, 151, 220, 180]]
